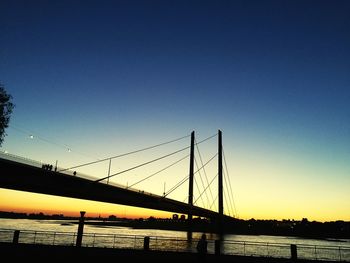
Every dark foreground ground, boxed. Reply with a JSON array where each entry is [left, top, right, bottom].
[[0, 243, 337, 263]]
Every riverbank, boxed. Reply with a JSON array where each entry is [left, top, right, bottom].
[[80, 219, 350, 241], [1, 211, 349, 239], [0, 242, 336, 263]]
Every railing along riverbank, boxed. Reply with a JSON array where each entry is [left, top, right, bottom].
[[1, 229, 349, 262]]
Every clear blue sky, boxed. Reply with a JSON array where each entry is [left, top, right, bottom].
[[0, 0, 349, 221]]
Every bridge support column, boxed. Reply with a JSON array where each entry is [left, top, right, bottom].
[[76, 211, 85, 247], [188, 131, 195, 235], [218, 130, 223, 234]]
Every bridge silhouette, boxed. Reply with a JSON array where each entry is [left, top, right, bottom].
[[0, 130, 237, 232]]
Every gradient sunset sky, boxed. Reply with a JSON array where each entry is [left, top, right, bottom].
[[0, 0, 349, 221]]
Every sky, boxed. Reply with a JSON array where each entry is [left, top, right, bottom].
[[0, 0, 349, 222]]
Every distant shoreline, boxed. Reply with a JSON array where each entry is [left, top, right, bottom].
[[1, 211, 349, 240]]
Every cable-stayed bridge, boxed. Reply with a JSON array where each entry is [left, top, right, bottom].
[[0, 130, 237, 231]]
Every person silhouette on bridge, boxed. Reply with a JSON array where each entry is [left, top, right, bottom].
[[196, 233, 208, 260]]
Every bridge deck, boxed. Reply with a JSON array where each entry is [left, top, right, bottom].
[[0, 157, 223, 219]]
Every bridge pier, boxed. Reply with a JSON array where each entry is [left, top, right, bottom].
[[218, 130, 224, 234], [187, 131, 195, 238]]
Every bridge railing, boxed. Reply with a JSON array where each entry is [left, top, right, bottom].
[[1, 228, 349, 261], [0, 150, 108, 181], [0, 151, 164, 199], [0, 151, 43, 169]]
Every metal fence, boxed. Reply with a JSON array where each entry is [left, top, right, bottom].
[[0, 229, 349, 261]]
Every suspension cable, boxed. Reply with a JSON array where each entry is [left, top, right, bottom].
[[127, 154, 189, 189], [223, 147, 238, 218], [9, 124, 100, 160], [164, 151, 217, 198], [195, 139, 214, 207], [193, 177, 206, 208], [194, 157, 210, 208], [95, 145, 190, 182], [163, 175, 188, 197], [223, 170, 235, 217], [223, 175, 233, 217], [196, 132, 217, 144], [60, 132, 216, 172], [209, 195, 218, 211], [60, 133, 191, 172], [194, 172, 218, 205], [194, 153, 218, 176]]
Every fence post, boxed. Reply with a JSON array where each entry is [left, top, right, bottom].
[[76, 211, 86, 247], [291, 244, 298, 261], [13, 230, 20, 244], [144, 236, 150, 250], [215, 240, 221, 255], [267, 243, 269, 257], [314, 245, 317, 260]]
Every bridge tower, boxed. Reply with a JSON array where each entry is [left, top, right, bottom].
[[218, 129, 224, 233], [187, 131, 195, 226]]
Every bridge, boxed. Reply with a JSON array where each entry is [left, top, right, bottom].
[[0, 130, 237, 231]]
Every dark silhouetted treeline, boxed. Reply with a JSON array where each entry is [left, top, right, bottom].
[[0, 211, 105, 220], [222, 217, 350, 239]]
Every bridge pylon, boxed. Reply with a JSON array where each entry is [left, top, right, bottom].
[[218, 129, 224, 234], [187, 131, 195, 231]]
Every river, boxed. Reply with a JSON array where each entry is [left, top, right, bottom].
[[0, 218, 349, 261]]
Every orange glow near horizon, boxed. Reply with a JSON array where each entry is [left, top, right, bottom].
[[1, 187, 349, 222], [0, 188, 174, 219]]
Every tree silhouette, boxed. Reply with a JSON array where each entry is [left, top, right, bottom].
[[0, 83, 14, 146]]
